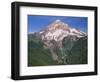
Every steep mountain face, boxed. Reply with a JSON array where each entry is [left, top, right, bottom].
[[28, 20, 87, 66], [62, 36, 87, 64], [40, 20, 86, 41]]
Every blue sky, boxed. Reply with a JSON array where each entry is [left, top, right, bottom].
[[28, 15, 88, 33]]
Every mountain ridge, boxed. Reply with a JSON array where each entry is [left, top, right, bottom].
[[39, 19, 87, 42]]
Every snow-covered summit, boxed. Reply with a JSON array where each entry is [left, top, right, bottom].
[[40, 19, 87, 41]]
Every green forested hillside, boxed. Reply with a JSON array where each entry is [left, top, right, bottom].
[[67, 36, 87, 64], [28, 34, 87, 66], [28, 34, 58, 66]]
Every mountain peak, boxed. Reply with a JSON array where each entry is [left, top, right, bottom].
[[40, 20, 86, 41], [55, 19, 61, 22], [49, 19, 67, 30]]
